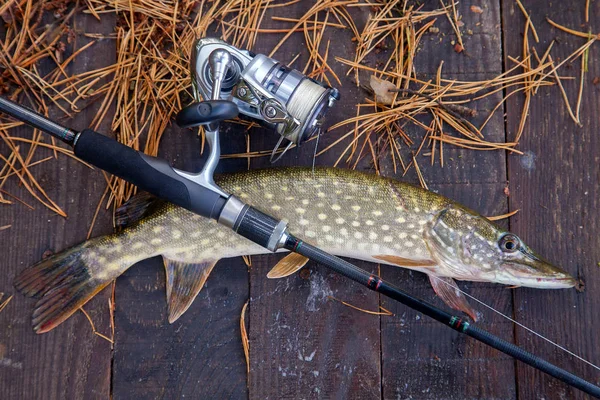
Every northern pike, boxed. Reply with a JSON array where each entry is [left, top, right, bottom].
[[14, 167, 575, 333]]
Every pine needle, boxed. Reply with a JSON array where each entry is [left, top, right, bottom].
[[327, 295, 393, 316], [240, 300, 250, 376], [0, 294, 13, 314], [79, 306, 114, 344], [0, 0, 108, 213], [3, 0, 599, 223], [546, 18, 600, 40], [487, 209, 520, 221], [242, 255, 252, 268], [516, 0, 539, 43], [585, 0, 590, 23]]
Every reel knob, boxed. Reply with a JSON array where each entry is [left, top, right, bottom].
[[175, 100, 239, 128]]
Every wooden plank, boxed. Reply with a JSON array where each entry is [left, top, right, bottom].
[[111, 125, 250, 399], [502, 1, 600, 398], [245, 3, 382, 399], [379, 2, 518, 398], [0, 12, 115, 400], [248, 256, 381, 400], [112, 257, 249, 399]]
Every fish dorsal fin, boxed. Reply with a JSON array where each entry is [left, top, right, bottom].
[[428, 275, 478, 321], [115, 192, 164, 230], [163, 257, 217, 323], [267, 253, 309, 279], [373, 255, 437, 268]]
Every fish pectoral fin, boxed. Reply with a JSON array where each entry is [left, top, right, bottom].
[[115, 192, 164, 230], [267, 253, 309, 279], [373, 254, 437, 268], [428, 275, 478, 321], [163, 257, 217, 323]]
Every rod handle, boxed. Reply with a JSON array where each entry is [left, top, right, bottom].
[[233, 205, 287, 251], [74, 129, 226, 219]]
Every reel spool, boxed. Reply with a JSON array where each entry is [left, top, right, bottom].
[[188, 38, 339, 161]]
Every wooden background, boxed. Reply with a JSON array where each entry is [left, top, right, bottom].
[[1, 1, 599, 399]]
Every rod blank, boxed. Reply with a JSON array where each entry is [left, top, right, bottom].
[[0, 96, 77, 144]]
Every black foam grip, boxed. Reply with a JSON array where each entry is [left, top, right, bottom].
[[74, 129, 226, 219]]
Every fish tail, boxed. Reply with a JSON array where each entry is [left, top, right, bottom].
[[14, 239, 114, 333]]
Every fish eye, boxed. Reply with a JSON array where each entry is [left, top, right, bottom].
[[499, 234, 520, 253]]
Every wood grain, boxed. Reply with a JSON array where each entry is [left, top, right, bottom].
[[112, 256, 249, 399], [502, 0, 600, 398], [0, 12, 115, 400], [248, 256, 381, 400]]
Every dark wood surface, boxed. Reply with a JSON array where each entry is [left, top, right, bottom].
[[1, 1, 599, 399], [502, 1, 600, 399], [0, 13, 115, 400]]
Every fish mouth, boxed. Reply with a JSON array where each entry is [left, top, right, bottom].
[[508, 275, 576, 289], [499, 262, 576, 289]]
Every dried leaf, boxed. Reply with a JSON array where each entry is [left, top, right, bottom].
[[369, 75, 397, 105], [470, 5, 483, 14]]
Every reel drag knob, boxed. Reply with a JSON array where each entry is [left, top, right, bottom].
[[175, 100, 238, 128]]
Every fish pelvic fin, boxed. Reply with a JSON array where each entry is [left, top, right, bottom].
[[428, 275, 478, 322], [14, 239, 112, 333], [267, 253, 309, 279], [163, 257, 217, 323]]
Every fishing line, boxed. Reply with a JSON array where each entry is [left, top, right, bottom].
[[431, 275, 600, 372], [287, 80, 327, 144], [311, 127, 321, 174]]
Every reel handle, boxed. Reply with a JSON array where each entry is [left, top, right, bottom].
[[175, 100, 238, 128], [176, 49, 238, 129]]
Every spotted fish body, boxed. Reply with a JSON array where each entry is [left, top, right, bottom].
[[14, 167, 575, 333]]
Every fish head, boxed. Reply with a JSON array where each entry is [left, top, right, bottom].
[[426, 206, 576, 288]]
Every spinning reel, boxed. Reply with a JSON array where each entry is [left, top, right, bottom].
[[176, 38, 339, 161]]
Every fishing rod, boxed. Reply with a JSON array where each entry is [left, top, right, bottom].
[[1, 38, 599, 398]]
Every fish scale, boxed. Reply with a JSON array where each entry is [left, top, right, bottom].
[[14, 167, 574, 333], [96, 168, 437, 268]]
